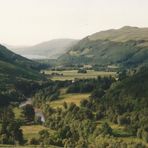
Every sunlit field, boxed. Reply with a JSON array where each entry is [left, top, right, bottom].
[[21, 125, 54, 140], [44, 70, 116, 81], [50, 93, 90, 108]]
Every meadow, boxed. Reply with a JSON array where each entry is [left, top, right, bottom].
[[50, 93, 90, 108], [44, 70, 116, 81], [21, 125, 54, 140]]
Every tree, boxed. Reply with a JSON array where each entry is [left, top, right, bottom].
[[91, 88, 105, 100], [0, 107, 15, 122], [80, 99, 89, 107], [95, 111, 104, 120], [38, 130, 50, 146], [29, 138, 39, 145], [22, 104, 35, 122], [117, 115, 130, 126], [63, 102, 68, 109], [0, 120, 24, 144], [118, 70, 127, 81], [7, 121, 24, 144], [50, 91, 60, 101], [76, 138, 88, 148], [101, 122, 112, 135], [142, 131, 148, 143], [78, 69, 87, 74], [39, 130, 49, 140], [58, 125, 71, 139]]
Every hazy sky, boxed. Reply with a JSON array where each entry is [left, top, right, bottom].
[[0, 0, 148, 45]]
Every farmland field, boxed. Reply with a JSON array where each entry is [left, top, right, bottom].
[[50, 93, 90, 108], [44, 70, 116, 81], [21, 125, 54, 140]]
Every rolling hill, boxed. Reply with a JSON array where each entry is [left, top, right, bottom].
[[11, 39, 78, 59], [0, 44, 44, 88], [58, 26, 148, 68]]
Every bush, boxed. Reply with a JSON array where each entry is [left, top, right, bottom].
[[22, 104, 35, 122], [29, 138, 39, 145], [117, 115, 130, 126], [142, 131, 148, 143], [78, 69, 87, 73], [101, 123, 113, 136]]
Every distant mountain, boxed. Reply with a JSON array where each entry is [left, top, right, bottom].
[[0, 44, 44, 88], [58, 26, 148, 68], [10, 39, 78, 59], [2, 44, 27, 50]]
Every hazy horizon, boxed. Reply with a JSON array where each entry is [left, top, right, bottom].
[[1, 0, 148, 46]]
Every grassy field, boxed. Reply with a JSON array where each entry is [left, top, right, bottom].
[[21, 125, 54, 140], [93, 119, 148, 147], [49, 88, 90, 108], [44, 70, 116, 81], [92, 136, 148, 147], [13, 107, 23, 119], [96, 119, 132, 137], [50, 93, 90, 108], [0, 145, 38, 148], [0, 125, 56, 148], [1, 123, 147, 148]]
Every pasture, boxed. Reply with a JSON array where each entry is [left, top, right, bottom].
[[21, 125, 54, 140], [50, 93, 90, 108], [44, 70, 116, 81]]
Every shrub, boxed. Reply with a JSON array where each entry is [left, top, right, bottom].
[[29, 138, 39, 145], [78, 69, 87, 73]]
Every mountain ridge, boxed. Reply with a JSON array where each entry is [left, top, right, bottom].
[[58, 26, 148, 67]]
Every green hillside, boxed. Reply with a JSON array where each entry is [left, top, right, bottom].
[[0, 44, 46, 106], [58, 26, 148, 67], [0, 44, 41, 69], [0, 45, 44, 89], [105, 66, 148, 108], [95, 67, 148, 140]]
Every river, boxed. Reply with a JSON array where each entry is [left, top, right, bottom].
[[19, 98, 45, 123]]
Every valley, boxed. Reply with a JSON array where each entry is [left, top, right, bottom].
[[1, 26, 148, 147], [1, 0, 148, 147]]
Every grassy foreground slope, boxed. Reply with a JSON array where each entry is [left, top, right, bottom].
[[58, 26, 148, 67]]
